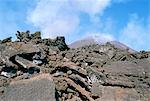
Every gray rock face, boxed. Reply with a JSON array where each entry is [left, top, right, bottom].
[[1, 74, 55, 101], [98, 86, 140, 101]]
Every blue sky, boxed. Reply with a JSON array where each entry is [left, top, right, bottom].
[[0, 0, 149, 51]]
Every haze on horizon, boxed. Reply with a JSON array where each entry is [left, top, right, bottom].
[[0, 0, 149, 51]]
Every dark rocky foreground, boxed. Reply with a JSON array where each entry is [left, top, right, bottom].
[[0, 31, 150, 101]]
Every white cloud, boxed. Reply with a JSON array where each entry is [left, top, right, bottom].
[[112, 0, 133, 3], [73, 0, 111, 16], [27, 0, 111, 38], [27, 0, 150, 51], [84, 32, 115, 44], [119, 14, 150, 51]]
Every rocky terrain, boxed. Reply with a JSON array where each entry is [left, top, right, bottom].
[[0, 31, 150, 101]]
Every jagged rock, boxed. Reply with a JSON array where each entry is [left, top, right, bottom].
[[16, 31, 31, 42], [1, 37, 12, 44], [15, 55, 40, 69], [31, 31, 41, 39], [0, 42, 40, 69], [15, 55, 30, 68], [54, 78, 68, 91], [86, 66, 105, 83], [54, 62, 87, 77], [54, 36, 69, 51], [42, 36, 69, 51], [0, 31, 149, 101], [69, 74, 91, 91]]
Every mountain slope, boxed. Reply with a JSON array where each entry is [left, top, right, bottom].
[[69, 36, 136, 53]]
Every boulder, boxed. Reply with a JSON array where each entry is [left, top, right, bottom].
[[0, 74, 56, 101], [31, 31, 41, 39], [98, 86, 140, 101], [16, 31, 31, 42], [42, 36, 69, 51]]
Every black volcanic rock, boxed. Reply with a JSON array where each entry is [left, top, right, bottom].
[[1, 37, 12, 44]]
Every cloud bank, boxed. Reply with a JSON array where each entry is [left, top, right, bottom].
[[27, 0, 111, 38], [27, 0, 149, 50], [119, 14, 150, 51]]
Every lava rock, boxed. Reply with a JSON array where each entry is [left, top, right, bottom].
[[1, 37, 12, 44], [0, 74, 55, 101]]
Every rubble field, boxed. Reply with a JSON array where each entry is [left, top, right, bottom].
[[0, 31, 150, 101]]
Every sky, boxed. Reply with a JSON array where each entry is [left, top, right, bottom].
[[0, 0, 149, 51]]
